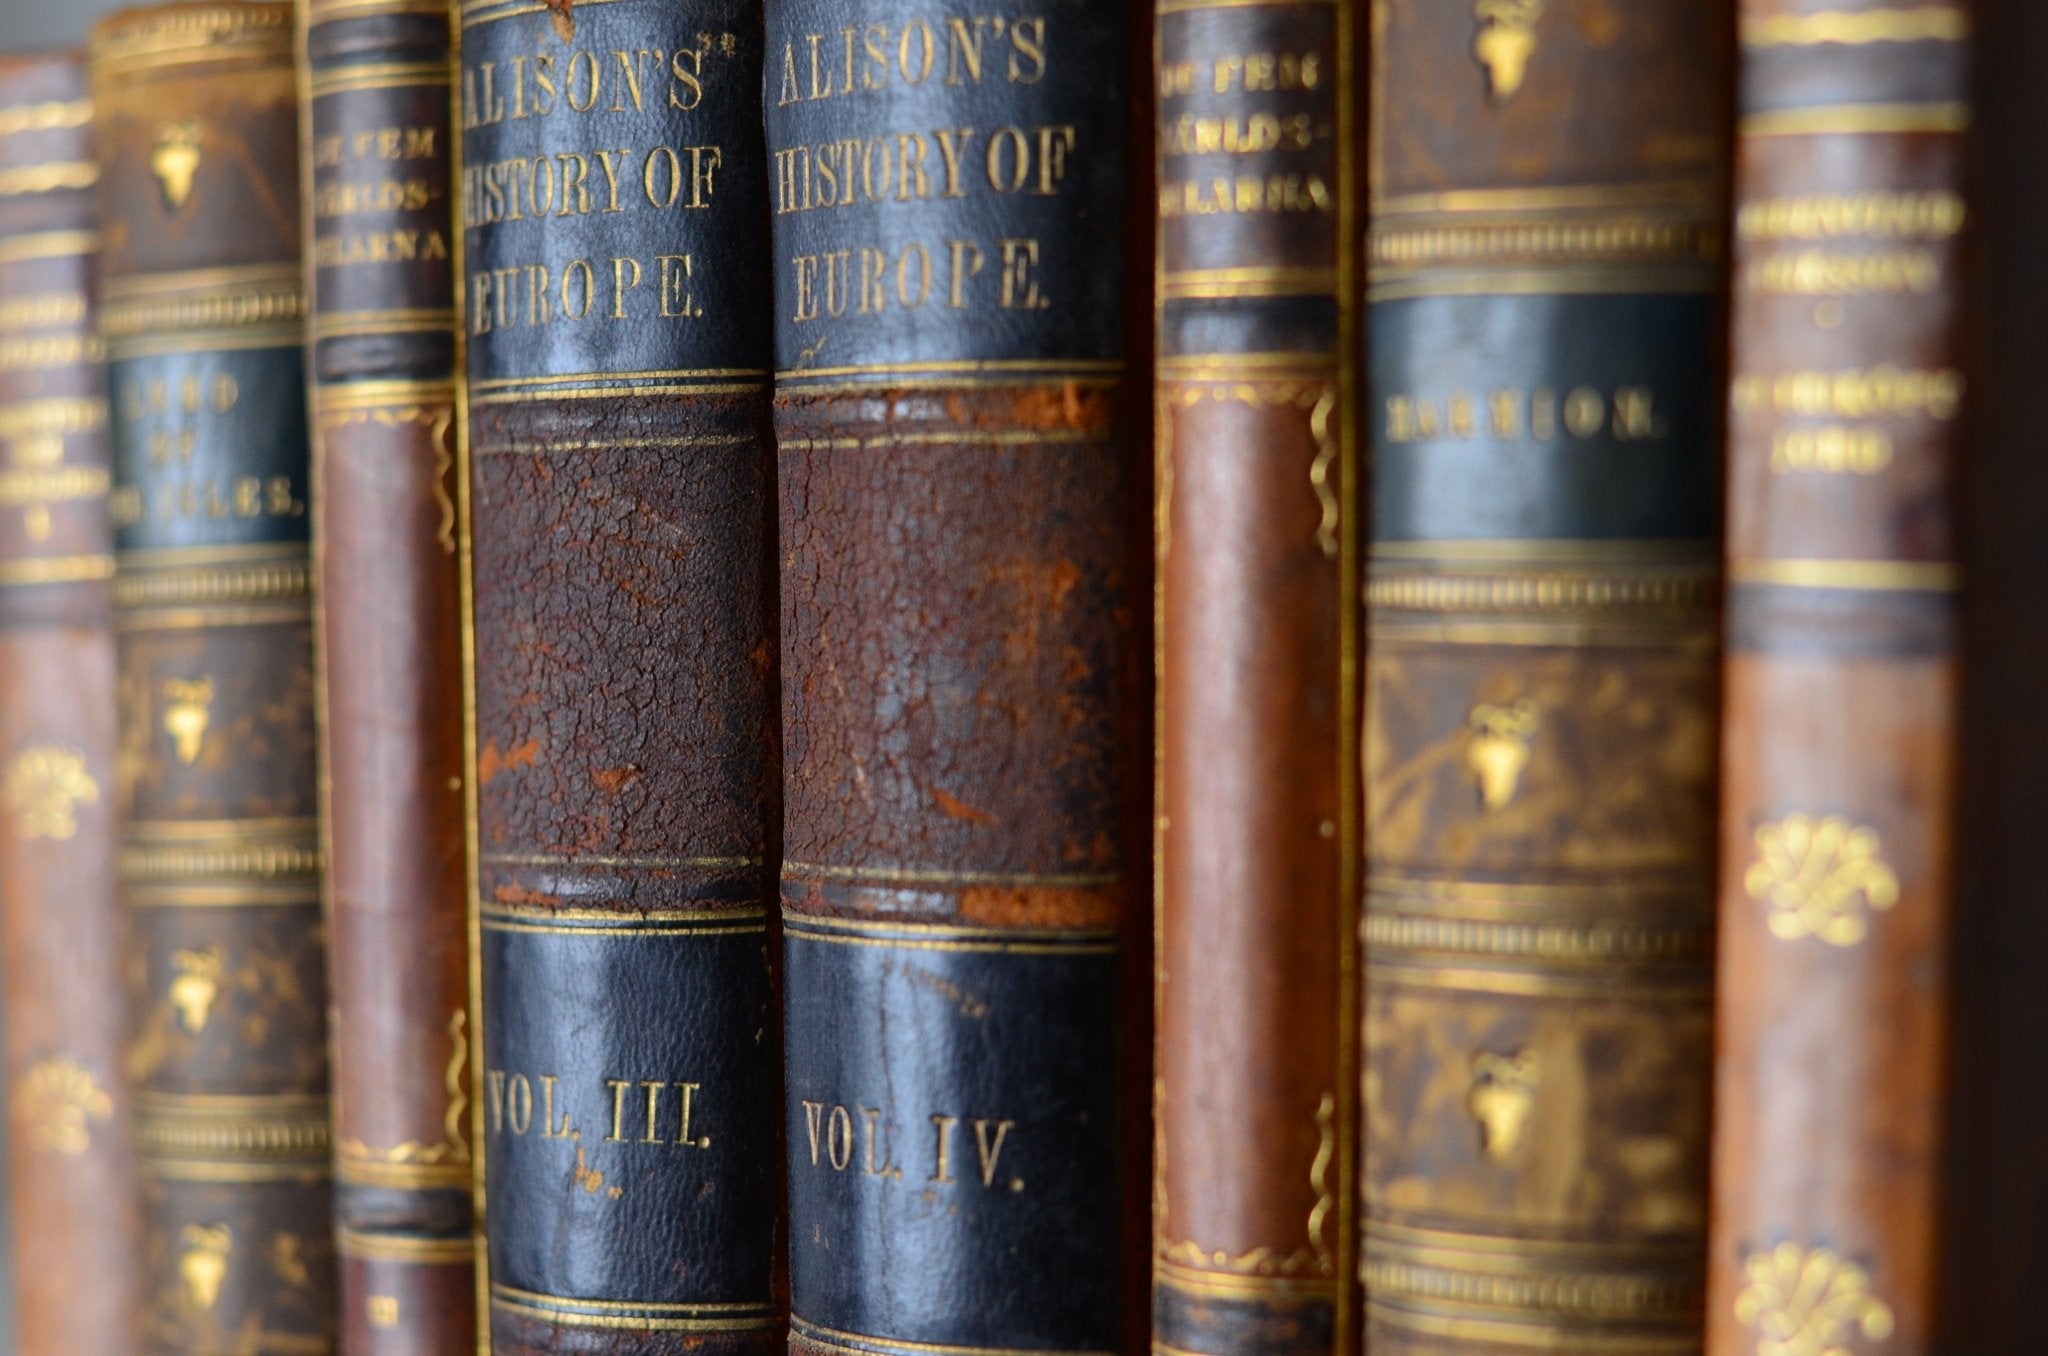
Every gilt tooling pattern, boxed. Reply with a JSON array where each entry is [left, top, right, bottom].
[[91, 5, 335, 1352], [0, 50, 145, 1356], [1707, 4, 1970, 1354], [1152, 0, 1360, 1352], [461, 0, 783, 1351], [303, 0, 476, 1348], [768, 1, 1147, 1353], [1362, 0, 1729, 1349]]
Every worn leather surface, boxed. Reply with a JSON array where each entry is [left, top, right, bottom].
[[91, 6, 335, 1354], [460, 2, 784, 1352], [1706, 6, 1968, 1355], [303, 0, 474, 1351], [1361, 0, 1729, 1350], [0, 51, 145, 1356], [767, 2, 1147, 1352], [1152, 4, 1358, 1355]]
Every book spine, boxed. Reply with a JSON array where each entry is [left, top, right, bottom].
[[0, 54, 144, 1356], [1705, 6, 1968, 1354], [766, 3, 1144, 1353], [1152, 2, 1358, 1353], [89, 5, 336, 1352], [1360, 0, 1729, 1350], [301, 0, 474, 1351], [457, 1, 783, 1351]]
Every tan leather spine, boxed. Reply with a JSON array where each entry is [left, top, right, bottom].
[[299, 0, 474, 1349], [0, 52, 145, 1356], [1152, 1, 1360, 1352], [92, 6, 335, 1351], [1705, 5, 1969, 1354]]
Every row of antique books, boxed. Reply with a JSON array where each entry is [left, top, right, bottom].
[[0, 0, 2044, 1354]]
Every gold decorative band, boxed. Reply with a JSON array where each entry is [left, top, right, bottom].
[[1742, 5, 1967, 47], [337, 1227, 474, 1263], [310, 377, 455, 412], [0, 230, 97, 265], [310, 308, 457, 340], [1153, 1256, 1338, 1301], [1362, 1230, 1702, 1325], [0, 162, 97, 198], [1366, 954, 1713, 1000], [1373, 183, 1717, 219], [1371, 215, 1719, 273], [1730, 556, 1959, 591], [1157, 352, 1338, 381], [113, 554, 312, 611], [90, 4, 293, 76], [778, 358, 1124, 383], [491, 1282, 777, 1333], [784, 911, 1118, 956], [308, 61, 451, 95], [1367, 263, 1717, 301], [0, 552, 113, 588], [1158, 0, 1335, 11], [101, 265, 306, 341], [0, 464, 108, 522], [140, 1157, 328, 1184], [337, 1158, 472, 1191], [1367, 565, 1715, 616], [0, 99, 91, 139], [793, 1317, 1110, 1356], [122, 841, 322, 883], [480, 900, 767, 938], [135, 1091, 331, 1164], [783, 859, 1121, 891], [1362, 909, 1711, 967], [127, 881, 322, 908], [1159, 266, 1338, 300], [1741, 101, 1969, 137]]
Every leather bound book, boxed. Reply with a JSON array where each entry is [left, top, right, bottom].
[[1153, 2, 1359, 1354], [0, 53, 145, 1356], [1361, 0, 1728, 1350], [767, 3, 1147, 1355], [301, 0, 474, 1351], [1706, 6, 1968, 1355], [458, 1, 782, 1351], [90, 5, 336, 1352]]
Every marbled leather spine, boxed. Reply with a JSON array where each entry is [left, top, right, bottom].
[[91, 5, 336, 1351]]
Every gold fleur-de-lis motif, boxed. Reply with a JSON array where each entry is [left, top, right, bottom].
[[1734, 1243, 1895, 1356], [170, 946, 224, 1034], [151, 121, 202, 211], [1467, 1050, 1539, 1161], [1474, 0, 1545, 101], [1467, 699, 1539, 809], [1, 746, 99, 840], [1744, 814, 1900, 946], [11, 1056, 111, 1154], [161, 676, 214, 765], [179, 1223, 232, 1313]]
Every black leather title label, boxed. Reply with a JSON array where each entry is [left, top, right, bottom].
[[459, 0, 768, 394], [765, 0, 1127, 384], [107, 347, 310, 554], [783, 918, 1120, 1355], [481, 917, 779, 1327], [1370, 294, 1719, 543]]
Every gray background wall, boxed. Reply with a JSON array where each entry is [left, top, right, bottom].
[[0, 0, 163, 1346]]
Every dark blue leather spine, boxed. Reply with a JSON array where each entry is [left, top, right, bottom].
[[460, 1, 783, 1351]]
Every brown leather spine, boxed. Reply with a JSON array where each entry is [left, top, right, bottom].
[[1361, 0, 1731, 1351], [1705, 6, 1969, 1355], [91, 6, 335, 1352], [1152, 2, 1359, 1353], [0, 52, 145, 1356], [300, 0, 473, 1351]]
